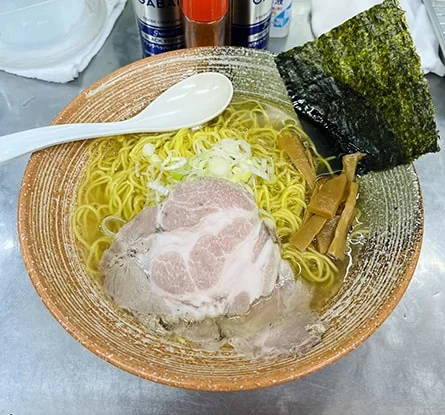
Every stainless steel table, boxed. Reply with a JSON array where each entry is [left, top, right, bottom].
[[1, 2, 445, 414]]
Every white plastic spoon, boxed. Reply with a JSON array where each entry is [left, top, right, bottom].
[[0, 72, 233, 164]]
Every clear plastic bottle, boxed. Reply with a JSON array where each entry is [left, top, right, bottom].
[[270, 0, 292, 38]]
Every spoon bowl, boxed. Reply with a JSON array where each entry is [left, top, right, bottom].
[[0, 72, 233, 164]]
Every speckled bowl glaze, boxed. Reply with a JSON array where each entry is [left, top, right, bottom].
[[18, 47, 423, 391]]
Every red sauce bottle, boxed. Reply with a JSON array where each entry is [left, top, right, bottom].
[[181, 0, 229, 47]]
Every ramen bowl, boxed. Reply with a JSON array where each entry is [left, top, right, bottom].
[[18, 47, 423, 391]]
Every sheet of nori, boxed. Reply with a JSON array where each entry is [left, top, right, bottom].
[[275, 0, 439, 172]]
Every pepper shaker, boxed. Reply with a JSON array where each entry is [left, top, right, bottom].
[[231, 0, 273, 49], [132, 0, 184, 57]]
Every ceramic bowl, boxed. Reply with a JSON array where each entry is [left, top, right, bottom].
[[18, 47, 423, 391]]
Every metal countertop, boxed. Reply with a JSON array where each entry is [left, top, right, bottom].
[[1, 2, 445, 414]]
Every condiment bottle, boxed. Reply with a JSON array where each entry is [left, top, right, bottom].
[[132, 0, 184, 57], [181, 0, 229, 47], [270, 0, 292, 38], [231, 0, 273, 49]]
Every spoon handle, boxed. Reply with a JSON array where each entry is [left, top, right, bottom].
[[0, 122, 138, 164]]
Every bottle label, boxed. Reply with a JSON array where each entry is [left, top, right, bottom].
[[272, 0, 291, 28], [132, 0, 184, 56], [137, 19, 184, 56], [232, 15, 272, 49]]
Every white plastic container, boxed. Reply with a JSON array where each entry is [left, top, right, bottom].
[[0, 0, 108, 71], [270, 0, 292, 38], [0, 0, 85, 46]]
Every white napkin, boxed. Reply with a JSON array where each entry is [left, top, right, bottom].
[[0, 0, 127, 83], [311, 0, 445, 77]]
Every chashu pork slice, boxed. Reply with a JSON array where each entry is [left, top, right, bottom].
[[219, 261, 327, 357], [171, 261, 327, 357], [100, 178, 281, 323]]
